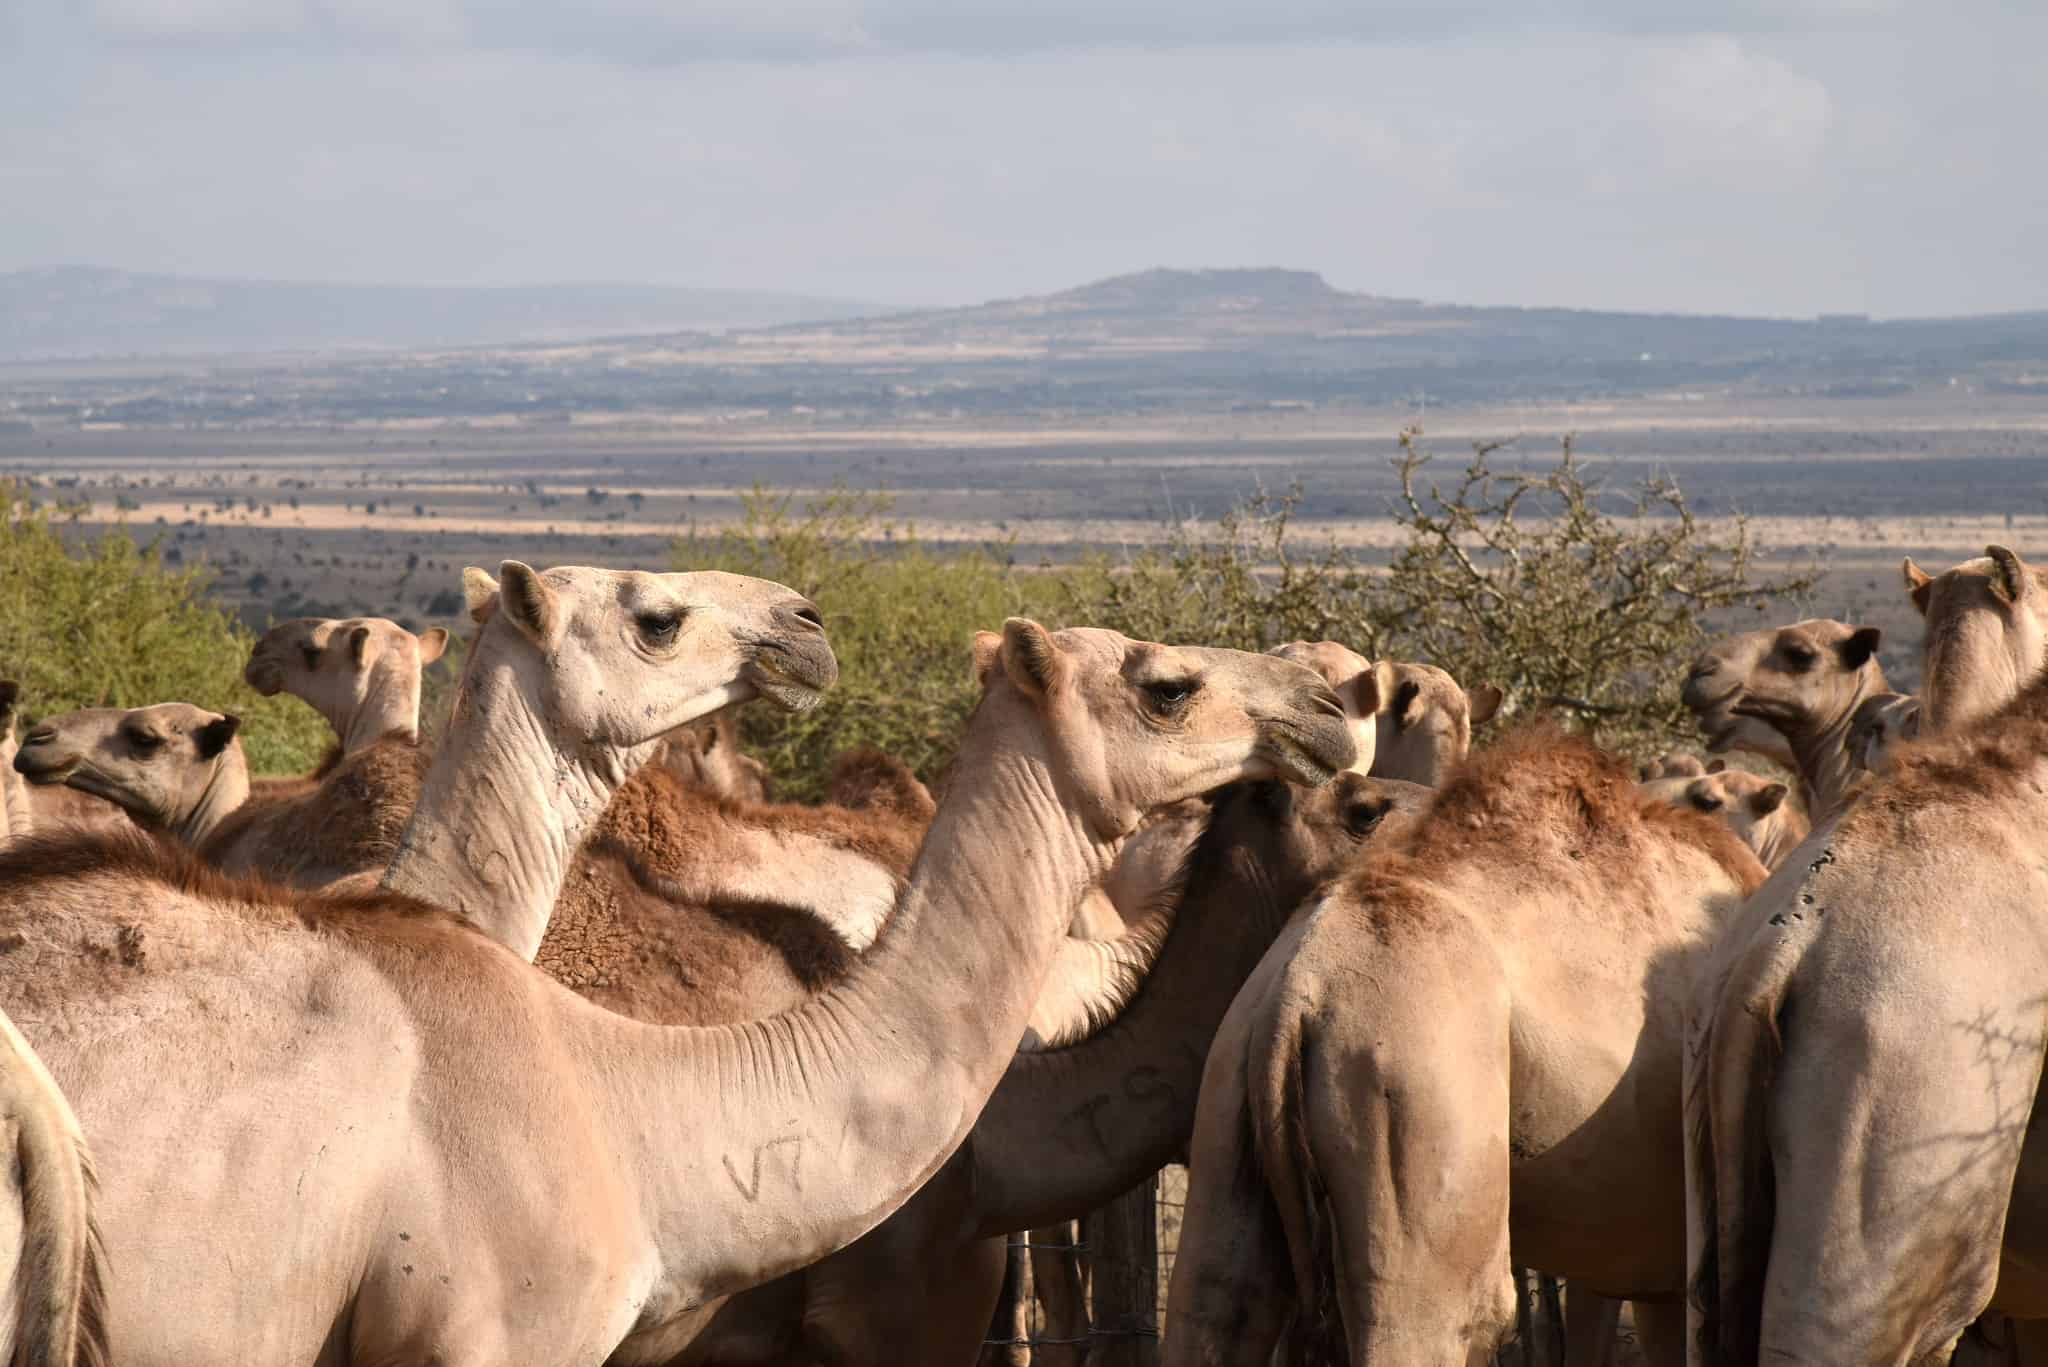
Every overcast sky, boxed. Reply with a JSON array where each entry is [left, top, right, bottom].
[[2, 0, 2043, 316]]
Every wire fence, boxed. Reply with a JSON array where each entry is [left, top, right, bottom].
[[982, 1165, 1647, 1366]]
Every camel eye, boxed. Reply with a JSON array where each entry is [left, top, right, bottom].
[[1781, 644, 1817, 671], [1691, 792, 1723, 812], [300, 644, 322, 669], [1344, 798, 1391, 836], [126, 731, 165, 757], [1142, 679, 1199, 715], [637, 611, 684, 648]]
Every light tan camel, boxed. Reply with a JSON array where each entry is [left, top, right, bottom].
[[0, 601, 1350, 1364], [1904, 544, 2048, 730], [1164, 725, 1765, 1367], [682, 771, 1430, 1367], [1681, 617, 1888, 826], [0, 1002, 107, 1367], [1640, 752, 1714, 782], [1370, 659, 1503, 785], [0, 681, 29, 843], [1640, 769, 1805, 870], [15, 704, 249, 847], [1848, 690, 1922, 774], [1687, 672, 2048, 1366], [243, 616, 449, 751]]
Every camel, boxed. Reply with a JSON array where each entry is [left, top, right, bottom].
[[661, 707, 774, 804], [14, 703, 250, 847], [243, 616, 449, 751], [679, 770, 1431, 1367], [1640, 769, 1805, 870], [1904, 544, 2048, 730], [1368, 658, 1503, 785], [1686, 671, 2048, 1366], [1640, 752, 1715, 782], [1163, 724, 1766, 1367], [1680, 617, 1888, 827], [0, 593, 1351, 1365], [1848, 690, 1923, 774], [0, 681, 29, 843]]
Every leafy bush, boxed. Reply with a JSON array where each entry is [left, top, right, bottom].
[[678, 434, 1811, 796], [0, 485, 332, 774]]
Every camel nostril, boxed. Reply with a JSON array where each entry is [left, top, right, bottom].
[[1308, 689, 1346, 720], [22, 727, 54, 747], [781, 601, 825, 632]]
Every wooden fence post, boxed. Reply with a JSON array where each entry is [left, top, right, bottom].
[[979, 1231, 1031, 1367], [1084, 1176, 1159, 1367]]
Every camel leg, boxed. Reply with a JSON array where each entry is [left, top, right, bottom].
[[1628, 1299, 1685, 1367], [980, 1233, 1031, 1367], [1563, 1291, 1621, 1367], [1031, 1221, 1090, 1367], [1159, 996, 1294, 1367], [1300, 946, 1517, 1367]]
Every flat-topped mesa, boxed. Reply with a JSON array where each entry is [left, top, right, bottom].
[[381, 562, 835, 960], [1681, 617, 1887, 828], [245, 616, 449, 753], [1903, 544, 2048, 731], [0, 618, 1351, 1365], [14, 703, 248, 847]]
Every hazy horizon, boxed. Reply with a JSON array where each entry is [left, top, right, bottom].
[[4, 1, 2044, 320]]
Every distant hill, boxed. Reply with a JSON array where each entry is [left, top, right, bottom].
[[0, 265, 890, 360]]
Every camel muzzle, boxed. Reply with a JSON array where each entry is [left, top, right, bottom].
[[1257, 688, 1357, 786], [744, 620, 838, 713]]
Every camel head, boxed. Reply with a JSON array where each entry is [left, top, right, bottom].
[[970, 621, 1356, 840], [1638, 750, 1716, 782], [14, 702, 246, 835], [1902, 546, 2048, 730], [1642, 768, 1801, 868], [1848, 691, 1923, 775], [458, 562, 835, 755], [1369, 660, 1503, 787], [653, 708, 772, 803], [1681, 619, 1884, 766], [244, 616, 450, 748], [1206, 769, 1431, 887], [1268, 640, 1383, 775]]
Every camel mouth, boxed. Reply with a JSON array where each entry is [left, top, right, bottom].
[[1259, 730, 1343, 787], [243, 660, 286, 696], [743, 658, 828, 714], [745, 635, 838, 713], [13, 752, 81, 786]]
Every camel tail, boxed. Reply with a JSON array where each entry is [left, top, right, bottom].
[[0, 1009, 107, 1367], [1248, 999, 1344, 1358], [1689, 937, 1795, 1367]]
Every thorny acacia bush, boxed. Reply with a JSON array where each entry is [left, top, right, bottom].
[[680, 435, 1811, 796], [0, 485, 333, 774]]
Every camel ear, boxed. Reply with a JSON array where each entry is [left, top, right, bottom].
[[1902, 557, 1933, 616], [1839, 626, 1882, 670], [463, 567, 500, 624], [1339, 669, 1381, 721], [1987, 545, 2031, 603], [1706, 757, 1727, 774], [1467, 683, 1504, 726], [347, 624, 373, 667], [197, 713, 241, 759], [999, 619, 1065, 701], [971, 630, 1003, 690], [1899, 699, 1924, 741], [417, 627, 449, 665], [496, 561, 561, 647], [1390, 679, 1423, 731], [1752, 782, 1789, 816], [0, 680, 17, 722]]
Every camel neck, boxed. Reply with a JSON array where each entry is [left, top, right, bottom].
[[174, 746, 251, 847], [330, 662, 422, 755], [583, 688, 1117, 1315], [1788, 674, 1885, 828], [964, 810, 1312, 1234], [381, 648, 629, 960]]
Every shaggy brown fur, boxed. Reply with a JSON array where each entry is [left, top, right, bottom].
[[198, 732, 428, 886], [825, 747, 938, 822]]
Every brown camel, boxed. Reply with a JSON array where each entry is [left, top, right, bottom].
[[0, 600, 1350, 1364], [1641, 768, 1805, 870], [1904, 544, 2048, 730], [1687, 671, 2048, 1366], [1680, 617, 1888, 827], [1164, 725, 1765, 1367], [243, 616, 448, 751]]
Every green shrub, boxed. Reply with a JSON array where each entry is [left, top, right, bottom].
[[676, 434, 1813, 796], [0, 485, 332, 774]]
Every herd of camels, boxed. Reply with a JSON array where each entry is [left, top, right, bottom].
[[0, 542, 2038, 1366]]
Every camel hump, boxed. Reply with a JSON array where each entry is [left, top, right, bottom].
[[826, 748, 936, 822], [0, 1004, 108, 1367]]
